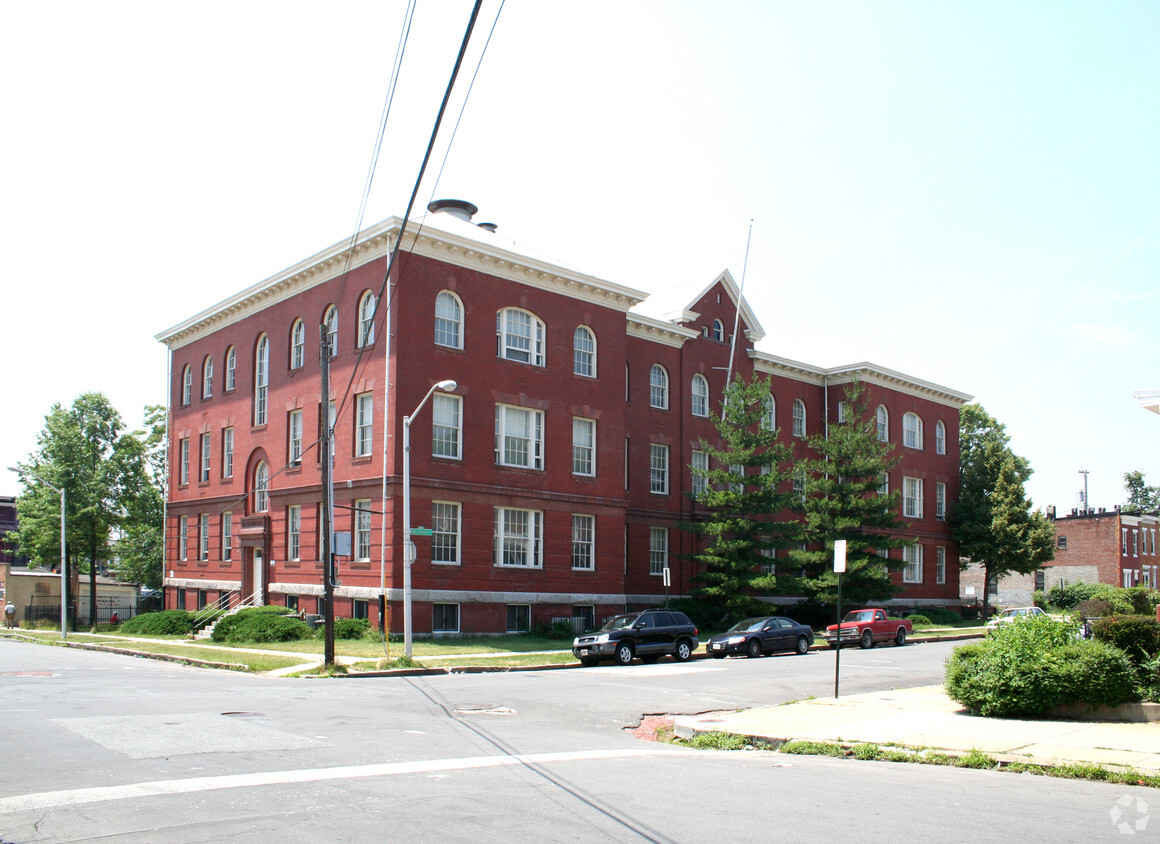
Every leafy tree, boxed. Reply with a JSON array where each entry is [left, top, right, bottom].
[[952, 403, 1054, 619], [788, 379, 911, 606], [12, 394, 157, 625], [684, 376, 801, 624], [1122, 470, 1160, 513], [113, 405, 167, 589]]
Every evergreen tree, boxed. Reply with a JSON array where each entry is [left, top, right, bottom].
[[788, 379, 910, 606], [684, 376, 801, 625]]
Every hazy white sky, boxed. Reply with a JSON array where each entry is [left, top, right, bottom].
[[3, 1, 1158, 512]]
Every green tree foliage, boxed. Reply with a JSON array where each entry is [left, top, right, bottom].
[[113, 405, 167, 589], [1122, 470, 1160, 512], [684, 376, 800, 624], [952, 404, 1054, 619], [13, 394, 160, 624], [789, 380, 910, 606]]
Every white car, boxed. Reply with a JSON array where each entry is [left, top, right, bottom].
[[985, 605, 1046, 631]]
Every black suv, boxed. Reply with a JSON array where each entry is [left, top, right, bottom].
[[572, 609, 699, 666]]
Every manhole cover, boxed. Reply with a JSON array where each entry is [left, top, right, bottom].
[[452, 705, 516, 716]]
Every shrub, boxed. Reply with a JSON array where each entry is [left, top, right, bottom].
[[944, 615, 1138, 717], [1135, 653, 1160, 702], [119, 610, 194, 636], [907, 614, 932, 626], [212, 608, 311, 643], [529, 620, 577, 640], [1074, 598, 1114, 619], [333, 618, 369, 640], [1091, 615, 1160, 666], [1043, 582, 1103, 611], [922, 608, 964, 625]]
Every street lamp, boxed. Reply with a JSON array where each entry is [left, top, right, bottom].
[[402, 379, 456, 658], [8, 467, 67, 639]]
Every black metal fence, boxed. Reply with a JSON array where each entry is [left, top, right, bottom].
[[23, 604, 137, 625]]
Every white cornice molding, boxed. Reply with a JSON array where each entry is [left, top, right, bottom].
[[626, 314, 701, 348], [752, 351, 973, 407]]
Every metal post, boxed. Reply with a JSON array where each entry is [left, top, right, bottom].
[[319, 328, 335, 668]]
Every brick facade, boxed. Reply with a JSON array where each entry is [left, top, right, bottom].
[[1049, 508, 1160, 589]]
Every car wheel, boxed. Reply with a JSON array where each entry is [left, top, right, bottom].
[[795, 636, 810, 655], [746, 638, 763, 659], [579, 656, 599, 667], [614, 642, 635, 665], [859, 630, 874, 649], [674, 639, 693, 662], [895, 627, 907, 646]]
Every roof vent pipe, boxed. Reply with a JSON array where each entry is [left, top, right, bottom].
[[426, 199, 478, 222], [476, 222, 498, 233]]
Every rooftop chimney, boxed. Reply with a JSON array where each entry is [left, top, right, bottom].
[[427, 198, 478, 222]]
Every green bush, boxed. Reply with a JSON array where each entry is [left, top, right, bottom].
[[119, 610, 194, 636], [332, 618, 369, 640], [907, 614, 932, 626], [1135, 653, 1160, 702], [1043, 582, 1103, 611], [922, 608, 965, 625], [944, 614, 1138, 716], [1091, 615, 1160, 665], [212, 607, 311, 643]]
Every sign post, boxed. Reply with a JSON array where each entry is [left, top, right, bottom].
[[833, 539, 847, 699]]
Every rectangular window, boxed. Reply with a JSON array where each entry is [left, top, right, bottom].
[[1133, 529, 1139, 557], [286, 594, 299, 612], [837, 401, 846, 423], [903, 476, 923, 519], [222, 427, 234, 479], [936, 546, 946, 584], [793, 470, 806, 500], [574, 605, 595, 632], [495, 507, 543, 568], [288, 505, 301, 561], [198, 514, 209, 561], [432, 394, 462, 459], [649, 444, 669, 494], [935, 482, 946, 522], [356, 394, 373, 457], [506, 604, 531, 633], [354, 499, 371, 561], [760, 545, 776, 575], [879, 473, 889, 495], [199, 433, 211, 482], [352, 599, 368, 620], [572, 514, 595, 570], [1122, 528, 1129, 556], [1152, 529, 1157, 556], [649, 527, 668, 575], [729, 464, 744, 494], [903, 544, 923, 583], [222, 511, 233, 561], [1057, 535, 1067, 549], [495, 405, 543, 470], [691, 450, 708, 497], [179, 438, 190, 485], [572, 417, 595, 476], [1035, 571, 1045, 591], [179, 515, 188, 560], [431, 501, 461, 565], [289, 410, 303, 466], [433, 603, 460, 633]]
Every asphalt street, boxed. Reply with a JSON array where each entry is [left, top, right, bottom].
[[0, 637, 1151, 842]]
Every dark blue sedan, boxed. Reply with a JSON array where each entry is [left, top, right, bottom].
[[707, 616, 815, 658]]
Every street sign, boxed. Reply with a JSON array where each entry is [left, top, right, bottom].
[[411, 527, 434, 536], [833, 539, 847, 572]]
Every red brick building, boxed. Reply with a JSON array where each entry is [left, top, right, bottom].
[[1046, 506, 1160, 590], [156, 203, 970, 634]]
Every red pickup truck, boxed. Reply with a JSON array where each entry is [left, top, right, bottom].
[[823, 609, 911, 649]]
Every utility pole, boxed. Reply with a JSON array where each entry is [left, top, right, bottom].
[[320, 328, 335, 668], [1079, 469, 1090, 514]]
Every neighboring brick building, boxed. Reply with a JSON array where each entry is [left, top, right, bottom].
[[1048, 506, 1160, 590], [155, 202, 971, 634]]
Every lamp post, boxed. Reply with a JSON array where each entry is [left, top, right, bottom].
[[9, 467, 66, 639], [402, 379, 456, 658]]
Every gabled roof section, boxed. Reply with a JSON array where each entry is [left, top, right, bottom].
[[630, 269, 766, 343]]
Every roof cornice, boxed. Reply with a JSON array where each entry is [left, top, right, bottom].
[[626, 314, 701, 348], [752, 351, 973, 407]]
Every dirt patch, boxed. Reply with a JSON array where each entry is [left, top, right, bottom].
[[628, 714, 674, 742]]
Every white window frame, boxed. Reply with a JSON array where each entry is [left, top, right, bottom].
[[495, 507, 543, 568], [879, 472, 889, 495], [903, 412, 923, 450], [432, 394, 462, 460], [358, 290, 376, 347], [431, 501, 461, 565], [649, 443, 669, 494], [199, 432, 211, 482], [222, 427, 234, 479], [288, 505, 301, 561], [179, 515, 188, 560], [903, 544, 923, 583], [763, 394, 776, 431], [356, 393, 374, 457], [182, 365, 192, 405], [876, 405, 889, 442], [793, 469, 805, 499], [903, 476, 923, 519], [573, 326, 596, 377], [935, 420, 946, 455], [691, 374, 709, 418], [792, 399, 806, 438], [289, 409, 303, 466], [222, 511, 233, 561], [254, 462, 269, 513], [572, 514, 595, 570], [179, 438, 189, 486], [712, 319, 724, 342], [649, 527, 668, 575], [198, 514, 209, 561], [1122, 528, 1129, 556], [572, 417, 596, 477], [254, 334, 269, 426], [691, 449, 708, 497], [837, 400, 846, 423], [354, 499, 371, 561], [936, 482, 946, 521], [497, 307, 544, 366], [225, 347, 237, 391], [324, 305, 338, 356], [495, 404, 544, 470], [649, 364, 669, 410], [729, 464, 744, 494], [202, 357, 213, 399], [291, 319, 305, 369], [434, 290, 463, 349], [936, 546, 946, 584]]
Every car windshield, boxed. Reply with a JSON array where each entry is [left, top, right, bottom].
[[599, 614, 640, 632], [844, 611, 874, 623], [727, 618, 768, 633]]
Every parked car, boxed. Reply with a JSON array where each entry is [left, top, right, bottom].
[[707, 616, 814, 658], [985, 605, 1047, 631], [823, 608, 912, 648], [572, 609, 699, 666]]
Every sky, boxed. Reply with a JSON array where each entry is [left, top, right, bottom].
[[2, 1, 1158, 513]]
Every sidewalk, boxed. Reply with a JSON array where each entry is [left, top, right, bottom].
[[672, 685, 1160, 774]]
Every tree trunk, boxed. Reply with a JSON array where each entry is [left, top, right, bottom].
[[981, 563, 991, 621]]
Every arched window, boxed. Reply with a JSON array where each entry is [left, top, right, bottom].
[[497, 307, 545, 366], [712, 319, 724, 342], [935, 420, 946, 455], [225, 346, 237, 391], [876, 405, 889, 442], [290, 319, 305, 369], [573, 326, 596, 377], [649, 365, 669, 410], [358, 291, 376, 347], [792, 399, 806, 438], [253, 461, 269, 513], [903, 412, 923, 449], [181, 365, 192, 405], [691, 374, 709, 417], [435, 290, 463, 349], [202, 357, 213, 399], [254, 335, 269, 426], [762, 394, 776, 431], [323, 305, 338, 357]]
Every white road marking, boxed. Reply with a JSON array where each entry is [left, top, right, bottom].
[[0, 748, 672, 813]]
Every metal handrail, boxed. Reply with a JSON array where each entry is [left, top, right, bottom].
[[191, 590, 244, 630]]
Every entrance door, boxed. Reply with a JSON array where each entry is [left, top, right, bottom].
[[252, 548, 264, 605]]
